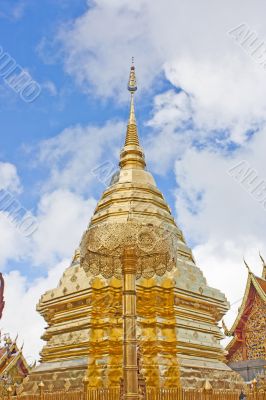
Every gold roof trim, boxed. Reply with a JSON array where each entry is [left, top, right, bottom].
[[259, 252, 266, 279], [226, 270, 266, 337]]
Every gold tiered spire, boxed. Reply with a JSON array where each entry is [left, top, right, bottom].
[[119, 59, 146, 170], [125, 58, 139, 146]]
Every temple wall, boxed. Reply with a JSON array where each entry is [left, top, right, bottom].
[[245, 294, 266, 360], [228, 293, 266, 363], [227, 293, 266, 383]]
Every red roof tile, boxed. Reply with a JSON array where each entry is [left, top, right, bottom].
[[255, 276, 266, 293]]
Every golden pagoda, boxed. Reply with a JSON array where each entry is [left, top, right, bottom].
[[20, 62, 243, 396]]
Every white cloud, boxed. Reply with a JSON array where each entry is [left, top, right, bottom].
[[0, 163, 25, 267], [0, 160, 92, 269], [57, 0, 163, 99], [37, 121, 124, 194], [174, 128, 266, 244], [11, 1, 27, 20], [144, 90, 194, 174], [3, 116, 125, 359], [57, 0, 266, 152], [173, 129, 266, 327], [0, 162, 21, 192], [164, 56, 266, 144], [32, 189, 96, 266], [1, 260, 68, 363], [194, 239, 265, 330], [26, 120, 128, 265], [0, 175, 96, 361], [147, 90, 192, 130], [0, 120, 121, 357], [0, 1, 28, 21], [42, 80, 58, 96], [52, 0, 266, 218], [0, 188, 96, 269], [0, 216, 27, 267]]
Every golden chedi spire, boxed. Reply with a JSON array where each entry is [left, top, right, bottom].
[[119, 58, 146, 170], [89, 58, 179, 230]]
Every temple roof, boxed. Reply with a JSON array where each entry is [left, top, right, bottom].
[[255, 276, 266, 294], [0, 337, 29, 378], [226, 272, 266, 337]]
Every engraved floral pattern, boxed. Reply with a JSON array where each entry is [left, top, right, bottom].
[[80, 222, 179, 280]]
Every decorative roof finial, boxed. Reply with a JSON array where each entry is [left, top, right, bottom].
[[119, 59, 146, 170], [221, 319, 231, 336], [243, 258, 251, 273], [259, 252, 266, 279]]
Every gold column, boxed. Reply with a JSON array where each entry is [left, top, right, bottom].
[[122, 247, 139, 400]]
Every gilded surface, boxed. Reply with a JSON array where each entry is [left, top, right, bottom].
[[230, 345, 244, 363], [229, 293, 266, 362], [80, 222, 178, 280], [246, 295, 266, 360], [20, 63, 245, 395]]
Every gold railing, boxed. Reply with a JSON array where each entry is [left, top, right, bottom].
[[2, 391, 84, 400], [86, 388, 120, 400], [147, 388, 240, 399], [1, 387, 266, 400]]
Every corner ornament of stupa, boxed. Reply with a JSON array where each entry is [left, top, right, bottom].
[[20, 60, 244, 395]]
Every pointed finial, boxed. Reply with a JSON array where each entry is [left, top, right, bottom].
[[128, 57, 137, 93], [259, 252, 265, 264], [203, 379, 212, 391], [243, 258, 251, 273], [119, 59, 146, 170], [72, 248, 80, 264], [222, 319, 231, 336], [259, 252, 266, 279], [126, 58, 138, 133]]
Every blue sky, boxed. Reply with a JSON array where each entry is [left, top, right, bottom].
[[1, 0, 266, 361], [0, 0, 178, 217]]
